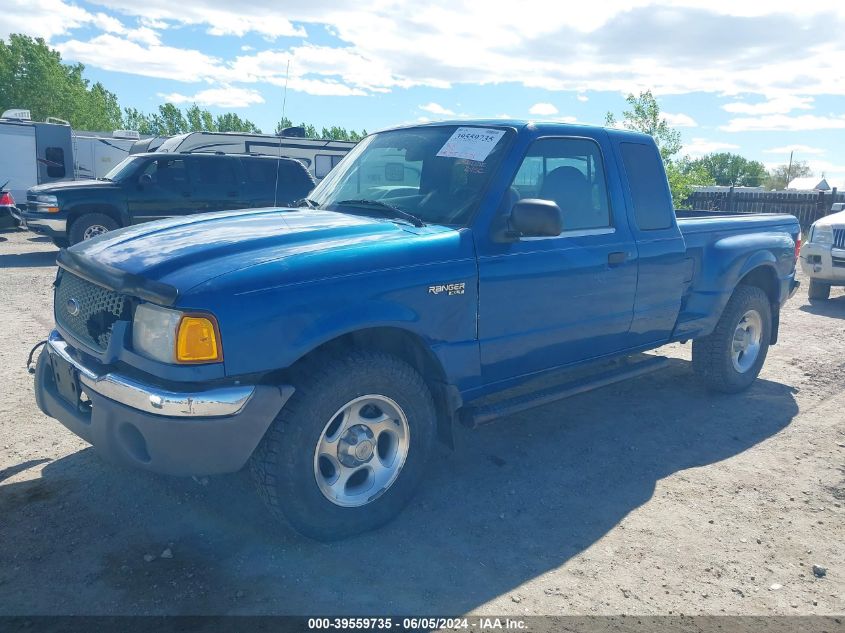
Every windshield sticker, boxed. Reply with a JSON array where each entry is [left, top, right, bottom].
[[436, 127, 505, 162]]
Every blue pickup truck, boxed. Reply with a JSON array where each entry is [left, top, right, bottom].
[[33, 120, 800, 539]]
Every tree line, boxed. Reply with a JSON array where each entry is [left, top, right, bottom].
[[0, 34, 367, 140]]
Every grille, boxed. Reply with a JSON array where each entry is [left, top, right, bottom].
[[834, 228, 845, 249], [55, 271, 128, 351]]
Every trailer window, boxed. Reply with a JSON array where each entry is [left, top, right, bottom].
[[45, 147, 66, 178], [315, 154, 344, 179]]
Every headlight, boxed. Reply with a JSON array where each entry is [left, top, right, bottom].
[[811, 224, 833, 245], [34, 194, 59, 212], [132, 303, 222, 364]]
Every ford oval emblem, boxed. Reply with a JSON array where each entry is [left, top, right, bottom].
[[66, 298, 80, 317]]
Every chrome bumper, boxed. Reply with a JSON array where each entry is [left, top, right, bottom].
[[22, 216, 66, 231], [46, 332, 255, 418]]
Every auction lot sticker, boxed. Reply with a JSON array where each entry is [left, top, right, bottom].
[[436, 127, 505, 162]]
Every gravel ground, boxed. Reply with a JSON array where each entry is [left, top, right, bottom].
[[0, 227, 843, 616]]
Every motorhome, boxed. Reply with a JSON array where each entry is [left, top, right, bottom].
[[155, 129, 357, 181], [72, 130, 142, 180], [0, 109, 74, 204]]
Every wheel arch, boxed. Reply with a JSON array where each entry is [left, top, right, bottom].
[[735, 263, 781, 343], [283, 326, 460, 448], [66, 203, 126, 234]]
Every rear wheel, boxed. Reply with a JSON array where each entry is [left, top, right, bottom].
[[692, 285, 772, 393], [68, 213, 118, 246], [808, 279, 831, 301], [250, 350, 436, 540]]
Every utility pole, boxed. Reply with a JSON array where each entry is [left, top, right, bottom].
[[786, 150, 794, 188]]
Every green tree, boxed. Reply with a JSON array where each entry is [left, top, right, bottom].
[[0, 34, 122, 130], [606, 90, 709, 206], [685, 153, 767, 187], [215, 112, 260, 133], [668, 157, 716, 209], [275, 119, 365, 140], [764, 160, 813, 190], [605, 90, 682, 161]]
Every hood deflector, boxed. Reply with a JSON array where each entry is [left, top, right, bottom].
[[57, 248, 179, 307]]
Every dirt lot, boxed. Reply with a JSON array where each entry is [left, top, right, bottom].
[[0, 227, 843, 616]]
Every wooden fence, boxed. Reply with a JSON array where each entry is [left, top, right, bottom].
[[684, 188, 845, 232]]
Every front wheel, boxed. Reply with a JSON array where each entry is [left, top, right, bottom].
[[250, 350, 436, 540], [808, 279, 831, 301], [68, 213, 118, 245], [692, 285, 772, 393]]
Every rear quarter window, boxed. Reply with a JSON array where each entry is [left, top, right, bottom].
[[620, 142, 674, 231]]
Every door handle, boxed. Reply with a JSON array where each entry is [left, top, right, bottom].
[[608, 251, 627, 265], [227, 191, 238, 197]]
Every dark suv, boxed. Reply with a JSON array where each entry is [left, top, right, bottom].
[[20, 152, 316, 246]]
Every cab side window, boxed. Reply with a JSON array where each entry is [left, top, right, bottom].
[[142, 158, 189, 193], [510, 138, 611, 231]]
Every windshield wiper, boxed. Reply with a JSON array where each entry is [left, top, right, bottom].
[[294, 198, 320, 209], [335, 199, 425, 228]]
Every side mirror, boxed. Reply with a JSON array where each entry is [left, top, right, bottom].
[[509, 199, 562, 237], [138, 173, 153, 187]]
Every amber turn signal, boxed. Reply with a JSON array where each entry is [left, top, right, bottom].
[[176, 315, 221, 363]]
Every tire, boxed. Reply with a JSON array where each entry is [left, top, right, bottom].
[[68, 213, 118, 246], [250, 350, 436, 540], [692, 285, 772, 393], [808, 279, 831, 301], [51, 237, 70, 248]]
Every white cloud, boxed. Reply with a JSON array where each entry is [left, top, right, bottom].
[[682, 137, 740, 157], [8, 0, 845, 104], [419, 102, 455, 116], [722, 95, 814, 115], [763, 144, 826, 155], [663, 112, 697, 127], [57, 34, 224, 82], [0, 0, 95, 40], [85, 0, 306, 39], [529, 102, 559, 116], [576, 93, 589, 102], [158, 87, 265, 108], [721, 114, 845, 132]]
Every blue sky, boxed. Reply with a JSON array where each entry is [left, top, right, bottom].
[[3, 0, 845, 185]]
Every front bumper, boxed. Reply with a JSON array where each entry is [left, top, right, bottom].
[[18, 211, 67, 236], [35, 332, 292, 475], [800, 243, 845, 285]]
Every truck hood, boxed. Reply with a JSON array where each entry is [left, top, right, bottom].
[[813, 209, 845, 227], [29, 179, 117, 194], [65, 207, 464, 303]]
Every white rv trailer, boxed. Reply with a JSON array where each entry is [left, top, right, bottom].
[[155, 130, 357, 181], [72, 130, 143, 180], [0, 110, 74, 204]]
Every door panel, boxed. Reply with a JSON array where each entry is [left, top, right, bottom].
[[187, 156, 244, 212], [478, 232, 637, 382], [128, 157, 198, 222], [477, 136, 638, 384], [617, 141, 689, 347]]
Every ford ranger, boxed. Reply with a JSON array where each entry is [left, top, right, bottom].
[[32, 121, 800, 540]]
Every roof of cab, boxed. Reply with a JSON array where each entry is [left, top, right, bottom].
[[380, 118, 656, 145]]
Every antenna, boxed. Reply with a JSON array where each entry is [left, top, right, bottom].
[[273, 59, 291, 208]]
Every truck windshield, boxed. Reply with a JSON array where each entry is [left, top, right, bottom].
[[103, 156, 147, 182], [308, 125, 512, 226]]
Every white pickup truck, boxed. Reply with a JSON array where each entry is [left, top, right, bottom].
[[801, 203, 845, 300]]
